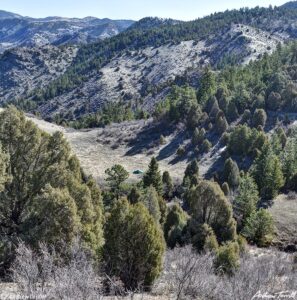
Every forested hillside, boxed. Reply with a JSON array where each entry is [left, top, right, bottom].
[[1, 2, 297, 299], [1, 4, 297, 120]]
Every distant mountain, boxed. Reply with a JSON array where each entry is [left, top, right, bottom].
[[0, 10, 134, 52], [129, 17, 182, 30], [0, 10, 22, 19], [281, 1, 297, 9], [2, 4, 297, 120]]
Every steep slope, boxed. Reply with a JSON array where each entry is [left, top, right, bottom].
[[0, 11, 134, 53], [0, 23, 283, 118], [0, 45, 78, 104], [1, 4, 297, 120]]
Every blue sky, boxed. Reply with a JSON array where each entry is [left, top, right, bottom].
[[0, 0, 287, 20]]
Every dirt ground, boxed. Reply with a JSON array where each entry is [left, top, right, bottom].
[[269, 193, 297, 249], [27, 116, 191, 184]]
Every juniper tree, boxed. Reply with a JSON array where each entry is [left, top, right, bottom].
[[0, 107, 104, 272], [105, 164, 129, 200], [162, 171, 173, 199], [183, 159, 200, 188], [223, 158, 240, 190], [186, 180, 237, 244], [143, 157, 163, 195], [164, 204, 188, 248], [104, 199, 165, 290]]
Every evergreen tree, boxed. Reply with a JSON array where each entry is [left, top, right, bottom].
[[143, 157, 163, 195], [282, 137, 297, 185], [162, 171, 173, 199], [242, 209, 275, 247], [0, 107, 104, 272], [223, 158, 240, 190], [253, 109, 267, 128], [214, 242, 240, 275], [186, 180, 237, 243], [141, 186, 162, 224], [164, 204, 188, 248], [197, 66, 216, 106], [128, 187, 142, 204], [192, 128, 205, 146], [234, 174, 259, 226], [186, 221, 219, 252], [183, 159, 199, 187], [105, 164, 129, 200], [215, 113, 228, 134], [104, 199, 165, 290], [251, 145, 284, 200]]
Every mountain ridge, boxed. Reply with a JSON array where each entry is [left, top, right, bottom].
[[0, 10, 134, 53]]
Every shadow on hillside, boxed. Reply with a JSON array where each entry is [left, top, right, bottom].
[[125, 122, 175, 156]]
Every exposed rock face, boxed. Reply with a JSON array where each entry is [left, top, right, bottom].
[[0, 10, 134, 53], [0, 5, 296, 119], [0, 45, 78, 101], [2, 24, 282, 118]]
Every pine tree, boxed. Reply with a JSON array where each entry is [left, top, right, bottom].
[[234, 174, 259, 226], [183, 159, 200, 187], [242, 209, 275, 247], [253, 109, 267, 128], [215, 113, 228, 134], [223, 158, 240, 190], [251, 145, 284, 200], [105, 164, 129, 200], [143, 157, 163, 195], [162, 171, 173, 199], [104, 199, 165, 290], [128, 187, 142, 204], [197, 66, 216, 106]]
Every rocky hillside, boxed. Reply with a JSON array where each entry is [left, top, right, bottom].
[[0, 10, 134, 52], [1, 3, 297, 120], [0, 45, 78, 104]]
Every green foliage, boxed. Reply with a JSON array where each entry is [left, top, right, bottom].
[[281, 135, 297, 186], [105, 164, 129, 200], [128, 187, 142, 204], [141, 186, 162, 224], [164, 204, 188, 248], [183, 159, 200, 188], [198, 67, 216, 106], [186, 180, 237, 244], [251, 145, 284, 200], [215, 113, 228, 134], [192, 127, 205, 146], [103, 199, 165, 290], [0, 107, 104, 272], [234, 174, 259, 226], [162, 171, 173, 199], [69, 102, 140, 128], [222, 158, 240, 190], [242, 209, 275, 247], [228, 125, 267, 157], [202, 139, 212, 153], [252, 109, 267, 128], [186, 221, 219, 253], [143, 157, 163, 195], [221, 182, 230, 196], [214, 242, 240, 276]]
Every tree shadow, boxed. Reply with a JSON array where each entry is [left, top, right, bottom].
[[125, 121, 174, 156]]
